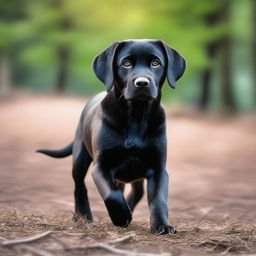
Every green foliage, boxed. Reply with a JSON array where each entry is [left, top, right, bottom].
[[0, 0, 254, 110]]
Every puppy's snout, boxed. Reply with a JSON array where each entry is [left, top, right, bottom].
[[134, 77, 150, 88]]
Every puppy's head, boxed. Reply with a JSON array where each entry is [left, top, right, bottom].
[[93, 39, 186, 101]]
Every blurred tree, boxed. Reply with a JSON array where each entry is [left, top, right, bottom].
[[52, 0, 72, 92], [199, 11, 220, 110], [0, 54, 11, 97], [252, 0, 256, 106], [219, 0, 236, 113], [0, 0, 27, 97], [24, 0, 75, 93], [197, 0, 236, 112]]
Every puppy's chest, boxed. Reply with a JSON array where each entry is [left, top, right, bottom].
[[98, 130, 162, 180], [98, 120, 164, 181], [99, 134, 155, 167], [99, 143, 159, 182], [124, 132, 144, 148]]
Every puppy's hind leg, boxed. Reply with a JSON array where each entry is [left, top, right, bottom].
[[72, 141, 93, 222], [127, 180, 144, 212]]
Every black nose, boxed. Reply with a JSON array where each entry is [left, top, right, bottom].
[[134, 77, 150, 88]]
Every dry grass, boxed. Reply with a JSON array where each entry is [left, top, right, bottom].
[[1, 210, 255, 256]]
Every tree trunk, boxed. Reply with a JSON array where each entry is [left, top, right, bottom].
[[219, 36, 236, 113], [0, 54, 12, 98], [199, 11, 221, 110], [55, 46, 69, 93], [52, 0, 72, 93], [199, 68, 211, 110], [252, 0, 256, 107], [199, 43, 217, 110], [219, 0, 236, 113]]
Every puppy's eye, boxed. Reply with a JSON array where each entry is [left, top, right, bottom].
[[151, 60, 160, 67], [122, 60, 131, 68]]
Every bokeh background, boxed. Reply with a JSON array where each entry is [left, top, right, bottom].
[[0, 1, 256, 255], [0, 0, 255, 112]]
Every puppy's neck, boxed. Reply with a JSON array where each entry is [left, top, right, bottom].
[[102, 90, 162, 128], [126, 100, 154, 123]]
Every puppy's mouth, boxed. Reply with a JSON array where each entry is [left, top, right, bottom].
[[133, 94, 154, 101], [123, 86, 157, 101], [124, 93, 155, 101]]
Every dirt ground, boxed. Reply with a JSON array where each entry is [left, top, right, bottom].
[[0, 93, 255, 256]]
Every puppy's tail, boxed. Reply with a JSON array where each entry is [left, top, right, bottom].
[[36, 142, 73, 158]]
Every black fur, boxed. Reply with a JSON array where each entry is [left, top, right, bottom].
[[37, 143, 73, 158], [37, 39, 186, 235]]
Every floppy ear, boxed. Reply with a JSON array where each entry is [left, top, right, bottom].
[[159, 40, 186, 89], [93, 41, 120, 92]]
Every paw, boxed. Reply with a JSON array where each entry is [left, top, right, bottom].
[[74, 204, 93, 222], [105, 192, 132, 227], [151, 224, 177, 235], [72, 211, 93, 223]]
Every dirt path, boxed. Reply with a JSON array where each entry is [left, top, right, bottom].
[[0, 93, 255, 256]]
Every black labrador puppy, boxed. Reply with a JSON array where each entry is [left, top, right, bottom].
[[37, 39, 186, 235]]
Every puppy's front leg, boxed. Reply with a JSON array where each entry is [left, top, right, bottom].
[[147, 170, 177, 235], [92, 165, 132, 227]]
